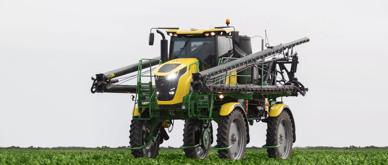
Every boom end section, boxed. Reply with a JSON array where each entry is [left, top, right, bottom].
[[90, 73, 109, 93]]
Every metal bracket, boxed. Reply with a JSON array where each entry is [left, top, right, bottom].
[[213, 145, 232, 150], [180, 144, 200, 149], [128, 144, 146, 150], [262, 144, 280, 148]]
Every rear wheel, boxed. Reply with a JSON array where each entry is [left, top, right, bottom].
[[129, 120, 162, 158], [183, 119, 212, 159], [266, 110, 294, 159], [217, 109, 247, 160]]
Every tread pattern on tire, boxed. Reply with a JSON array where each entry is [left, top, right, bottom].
[[266, 109, 294, 158], [183, 120, 199, 158], [216, 109, 247, 159], [183, 119, 209, 159], [129, 120, 161, 158]]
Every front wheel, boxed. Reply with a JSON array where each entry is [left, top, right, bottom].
[[183, 119, 212, 159], [129, 120, 162, 158], [266, 110, 294, 159], [217, 109, 247, 160]]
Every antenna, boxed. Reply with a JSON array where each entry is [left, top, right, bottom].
[[264, 30, 273, 48]]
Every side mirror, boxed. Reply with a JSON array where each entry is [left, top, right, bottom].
[[232, 31, 239, 43], [149, 33, 155, 45]]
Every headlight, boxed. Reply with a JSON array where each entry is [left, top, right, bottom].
[[218, 94, 224, 99], [169, 88, 176, 95], [166, 72, 178, 80]]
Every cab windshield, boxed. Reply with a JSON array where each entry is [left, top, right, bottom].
[[171, 37, 216, 68]]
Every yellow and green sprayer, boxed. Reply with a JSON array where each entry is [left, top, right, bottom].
[[91, 19, 309, 160]]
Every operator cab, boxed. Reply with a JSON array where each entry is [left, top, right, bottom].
[[150, 22, 254, 105], [167, 29, 234, 70]]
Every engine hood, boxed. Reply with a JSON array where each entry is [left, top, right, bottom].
[[154, 58, 198, 76], [153, 58, 199, 105]]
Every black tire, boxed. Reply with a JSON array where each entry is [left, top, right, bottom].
[[183, 119, 212, 159], [129, 120, 162, 158], [217, 109, 247, 160], [266, 109, 294, 159]]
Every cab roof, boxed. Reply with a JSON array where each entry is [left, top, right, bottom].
[[166, 28, 234, 36]]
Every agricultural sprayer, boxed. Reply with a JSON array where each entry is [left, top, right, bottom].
[[91, 20, 309, 159]]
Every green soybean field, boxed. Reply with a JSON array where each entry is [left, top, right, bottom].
[[0, 147, 387, 165]]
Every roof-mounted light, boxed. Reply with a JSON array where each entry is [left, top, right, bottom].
[[225, 18, 231, 26]]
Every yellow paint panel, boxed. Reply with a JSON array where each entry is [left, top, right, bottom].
[[219, 102, 240, 116], [225, 69, 237, 85], [132, 105, 140, 117], [155, 58, 199, 105], [166, 28, 233, 35], [154, 58, 197, 76], [269, 103, 287, 117]]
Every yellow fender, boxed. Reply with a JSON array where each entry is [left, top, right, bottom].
[[219, 102, 244, 116], [269, 103, 288, 117], [269, 103, 296, 142], [132, 106, 140, 117], [219, 102, 250, 143]]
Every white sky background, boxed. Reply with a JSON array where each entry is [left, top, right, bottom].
[[0, 0, 387, 147]]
